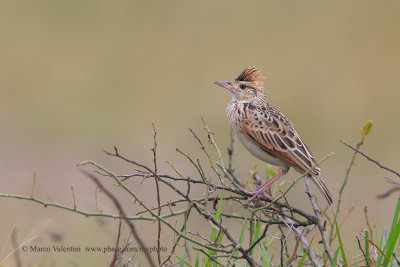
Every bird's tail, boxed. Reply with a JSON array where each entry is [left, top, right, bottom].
[[311, 176, 333, 206]]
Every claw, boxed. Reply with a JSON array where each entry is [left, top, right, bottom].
[[238, 168, 289, 204], [238, 187, 275, 204]]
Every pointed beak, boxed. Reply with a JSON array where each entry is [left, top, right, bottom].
[[214, 80, 234, 92]]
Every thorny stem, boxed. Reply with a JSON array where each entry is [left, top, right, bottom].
[[0, 193, 187, 221], [102, 147, 260, 266], [79, 159, 233, 254]]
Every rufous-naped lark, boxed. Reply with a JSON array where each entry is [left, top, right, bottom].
[[215, 67, 333, 205]]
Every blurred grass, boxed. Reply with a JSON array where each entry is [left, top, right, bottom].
[[0, 0, 400, 265]]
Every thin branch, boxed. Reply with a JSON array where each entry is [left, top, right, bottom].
[[0, 194, 186, 221], [393, 253, 400, 266], [11, 226, 22, 267], [101, 170, 317, 222], [80, 168, 155, 267], [79, 159, 232, 254], [151, 123, 161, 265], [102, 147, 260, 266], [245, 223, 269, 254], [340, 139, 400, 178], [283, 216, 319, 267], [161, 206, 192, 266], [377, 187, 400, 199], [285, 235, 301, 267], [254, 152, 335, 216], [110, 216, 123, 267], [304, 176, 333, 262], [227, 127, 236, 175], [194, 248, 225, 267], [364, 207, 374, 242], [189, 126, 224, 185], [356, 236, 370, 267], [330, 136, 365, 245]]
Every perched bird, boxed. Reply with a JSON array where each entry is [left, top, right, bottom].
[[215, 66, 333, 205]]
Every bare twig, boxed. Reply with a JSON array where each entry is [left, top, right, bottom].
[[227, 127, 236, 175], [0, 193, 186, 222], [356, 236, 370, 267], [284, 220, 318, 267], [103, 147, 260, 266], [101, 170, 317, 222], [194, 248, 225, 266], [245, 224, 269, 254], [377, 187, 400, 199], [110, 216, 123, 267], [285, 235, 301, 267], [340, 139, 400, 178], [80, 168, 156, 267], [393, 253, 400, 266], [364, 207, 374, 242], [330, 136, 365, 245], [80, 160, 233, 254], [280, 233, 284, 267], [161, 206, 192, 266], [151, 123, 162, 265], [304, 176, 333, 262], [11, 226, 22, 267]]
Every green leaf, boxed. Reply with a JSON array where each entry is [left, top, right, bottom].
[[383, 196, 400, 267], [376, 218, 387, 266], [332, 248, 340, 267], [174, 251, 191, 267], [179, 250, 187, 267], [250, 219, 261, 255], [298, 238, 313, 267], [260, 239, 271, 267], [230, 208, 249, 266], [266, 164, 276, 178], [334, 214, 347, 266]]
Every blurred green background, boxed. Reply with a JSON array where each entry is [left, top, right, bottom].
[[1, 1, 399, 265]]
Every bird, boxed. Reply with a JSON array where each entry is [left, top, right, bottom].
[[214, 66, 333, 205]]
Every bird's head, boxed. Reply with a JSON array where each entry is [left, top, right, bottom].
[[215, 66, 265, 101]]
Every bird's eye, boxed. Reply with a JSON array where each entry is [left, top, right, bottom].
[[239, 84, 246, 90]]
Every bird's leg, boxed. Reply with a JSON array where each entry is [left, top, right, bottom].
[[239, 168, 289, 204]]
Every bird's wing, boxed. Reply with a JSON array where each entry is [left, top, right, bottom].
[[240, 104, 320, 176]]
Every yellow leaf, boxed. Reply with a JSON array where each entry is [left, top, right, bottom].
[[360, 120, 373, 136]]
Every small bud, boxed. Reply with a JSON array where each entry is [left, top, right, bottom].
[[360, 120, 373, 136]]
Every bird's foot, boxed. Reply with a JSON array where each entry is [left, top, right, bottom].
[[238, 187, 275, 204]]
